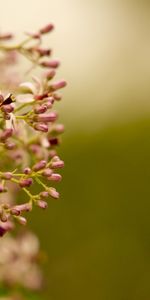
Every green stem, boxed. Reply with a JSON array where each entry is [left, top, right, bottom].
[[35, 176, 48, 190], [11, 178, 33, 198], [23, 187, 33, 198], [14, 100, 35, 113]]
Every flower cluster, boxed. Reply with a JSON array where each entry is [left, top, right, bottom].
[[0, 24, 66, 236], [0, 231, 43, 291]]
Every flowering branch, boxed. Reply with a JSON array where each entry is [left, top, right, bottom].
[[0, 23, 67, 236]]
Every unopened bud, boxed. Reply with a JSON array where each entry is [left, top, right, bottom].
[[51, 124, 64, 134], [34, 92, 48, 100], [0, 128, 13, 141], [23, 167, 32, 174], [42, 168, 53, 177], [50, 80, 67, 91], [10, 208, 20, 216], [46, 97, 54, 108], [51, 160, 64, 169], [19, 178, 33, 188], [48, 173, 62, 182], [49, 150, 57, 158], [48, 187, 59, 199], [13, 202, 32, 213], [45, 70, 56, 80], [1, 104, 14, 113], [36, 47, 51, 56], [32, 160, 47, 171], [39, 191, 49, 198], [52, 155, 60, 161], [34, 104, 47, 114], [1, 172, 12, 180], [34, 123, 48, 132], [41, 60, 60, 69], [34, 112, 57, 123], [39, 23, 54, 34], [0, 33, 13, 40], [16, 216, 27, 225], [36, 200, 48, 209]]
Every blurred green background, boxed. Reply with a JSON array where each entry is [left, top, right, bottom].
[[29, 118, 150, 300], [2, 0, 150, 299]]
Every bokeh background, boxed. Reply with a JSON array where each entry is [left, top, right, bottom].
[[1, 0, 150, 299]]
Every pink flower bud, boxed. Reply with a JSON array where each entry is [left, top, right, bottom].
[[0, 221, 13, 236], [46, 97, 54, 108], [1, 104, 14, 113], [34, 112, 57, 123], [34, 92, 48, 100], [49, 150, 57, 158], [48, 173, 62, 182], [13, 203, 32, 213], [36, 200, 48, 209], [34, 104, 47, 114], [0, 128, 13, 141], [48, 187, 59, 199], [10, 208, 20, 216], [52, 155, 60, 161], [1, 172, 13, 180], [42, 168, 53, 177], [41, 60, 60, 69], [39, 23, 54, 34], [36, 47, 51, 56], [0, 33, 13, 40], [47, 96, 55, 102], [45, 70, 56, 80], [50, 80, 67, 91], [19, 178, 33, 188], [52, 124, 64, 134], [16, 216, 27, 225], [46, 101, 52, 109], [51, 160, 64, 169], [39, 191, 49, 198], [32, 160, 47, 171], [23, 167, 32, 174], [34, 123, 48, 132]]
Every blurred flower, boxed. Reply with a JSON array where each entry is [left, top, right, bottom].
[[0, 232, 43, 290]]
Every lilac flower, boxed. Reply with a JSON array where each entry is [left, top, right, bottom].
[[39, 23, 54, 34], [0, 23, 66, 235]]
